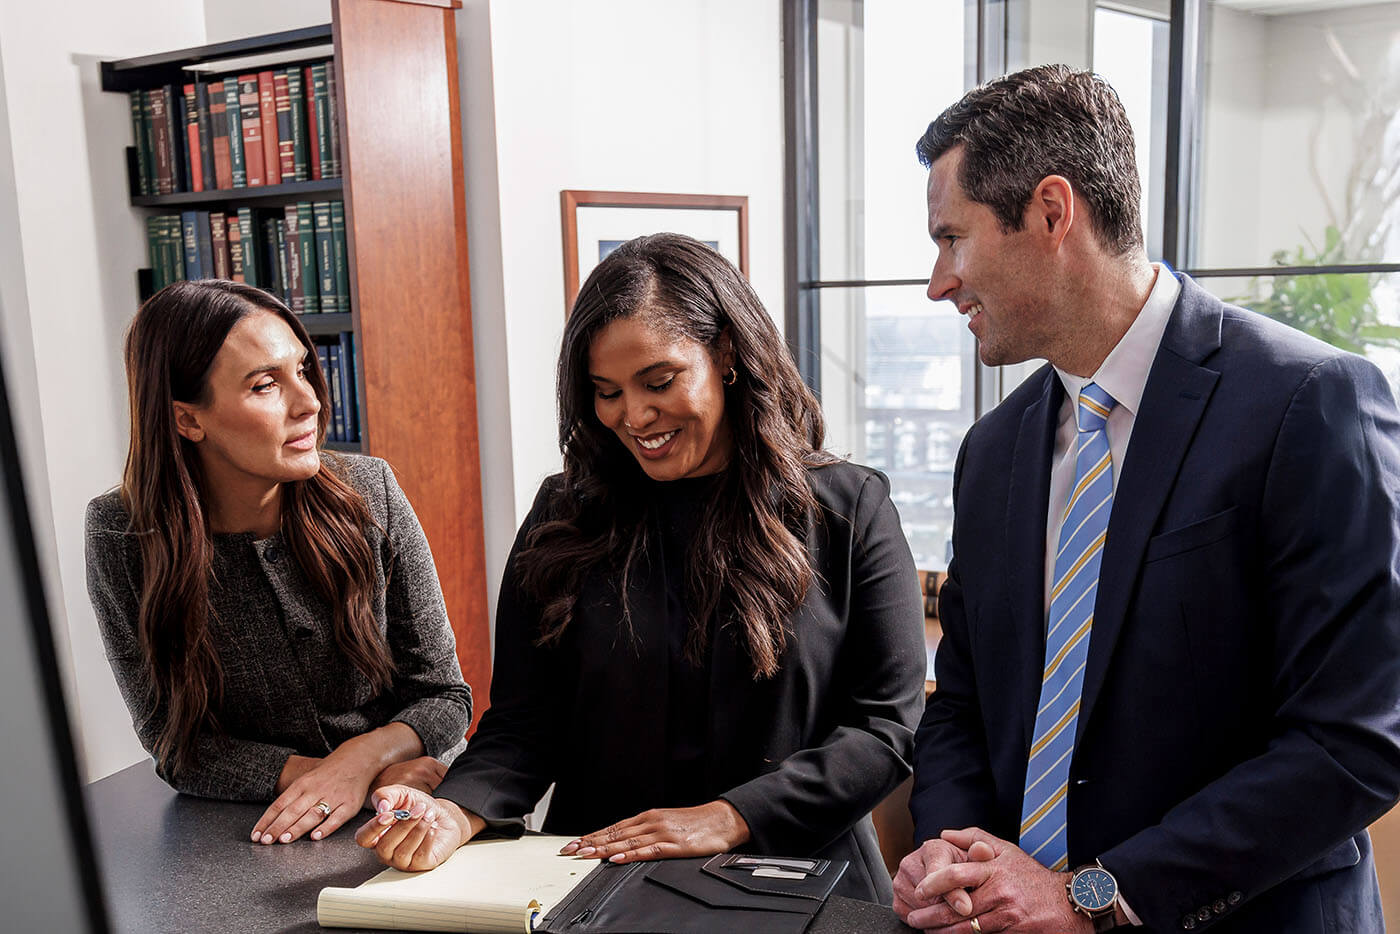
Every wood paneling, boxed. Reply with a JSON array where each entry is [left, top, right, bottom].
[[334, 0, 491, 728]]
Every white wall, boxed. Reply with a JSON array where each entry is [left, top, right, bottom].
[[481, 0, 786, 524], [203, 0, 329, 41], [0, 2, 207, 781]]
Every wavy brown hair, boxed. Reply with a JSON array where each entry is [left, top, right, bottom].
[[121, 279, 393, 778], [515, 233, 837, 677]]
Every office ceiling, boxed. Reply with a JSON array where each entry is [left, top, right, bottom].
[[1214, 0, 1396, 13]]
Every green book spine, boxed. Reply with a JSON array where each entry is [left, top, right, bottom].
[[238, 208, 257, 287], [224, 80, 246, 187], [311, 63, 331, 181], [140, 91, 160, 196], [166, 215, 184, 285], [330, 201, 349, 313], [129, 91, 151, 196], [286, 67, 309, 182], [145, 216, 163, 291], [298, 202, 319, 313], [325, 61, 340, 178], [312, 201, 335, 315]]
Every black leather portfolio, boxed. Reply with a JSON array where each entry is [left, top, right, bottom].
[[536, 853, 849, 934]]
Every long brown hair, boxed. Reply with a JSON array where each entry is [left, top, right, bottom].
[[121, 279, 393, 777], [516, 233, 837, 677]]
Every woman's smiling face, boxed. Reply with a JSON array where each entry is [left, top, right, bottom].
[[587, 313, 734, 482]]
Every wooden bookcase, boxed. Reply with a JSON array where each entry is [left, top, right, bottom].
[[99, 0, 492, 722]]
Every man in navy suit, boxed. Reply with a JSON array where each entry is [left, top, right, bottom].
[[896, 64, 1400, 933]]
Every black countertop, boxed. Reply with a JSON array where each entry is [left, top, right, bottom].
[[86, 762, 916, 934]]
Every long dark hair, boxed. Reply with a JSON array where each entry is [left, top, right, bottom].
[[515, 233, 836, 677], [121, 279, 393, 777]]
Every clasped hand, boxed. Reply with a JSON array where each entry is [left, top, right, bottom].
[[354, 793, 751, 873], [893, 828, 1093, 933]]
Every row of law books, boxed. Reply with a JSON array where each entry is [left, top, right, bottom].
[[316, 332, 361, 444], [145, 200, 350, 314], [128, 60, 340, 197]]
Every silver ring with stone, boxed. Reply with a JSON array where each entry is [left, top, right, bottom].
[[313, 800, 332, 817]]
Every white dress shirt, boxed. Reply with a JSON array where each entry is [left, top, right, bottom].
[[1043, 264, 1181, 609]]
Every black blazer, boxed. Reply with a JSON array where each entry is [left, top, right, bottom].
[[911, 275, 1400, 931], [437, 461, 927, 902]]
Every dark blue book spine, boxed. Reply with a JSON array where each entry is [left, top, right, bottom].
[[169, 86, 189, 192], [316, 345, 334, 440], [337, 331, 358, 442], [195, 210, 213, 278], [224, 80, 246, 187], [180, 210, 202, 279], [326, 343, 345, 442]]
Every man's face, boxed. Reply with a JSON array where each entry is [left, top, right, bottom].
[[925, 148, 1051, 367]]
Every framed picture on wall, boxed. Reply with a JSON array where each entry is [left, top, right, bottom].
[[560, 190, 749, 312]]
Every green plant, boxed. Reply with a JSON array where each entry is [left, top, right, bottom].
[[1234, 226, 1400, 355]]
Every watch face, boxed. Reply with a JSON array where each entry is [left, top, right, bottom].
[[1071, 867, 1118, 911]]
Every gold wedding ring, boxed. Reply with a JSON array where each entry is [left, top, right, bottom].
[[970, 918, 983, 933], [313, 800, 332, 817]]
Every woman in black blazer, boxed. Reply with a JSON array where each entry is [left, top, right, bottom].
[[356, 234, 925, 902]]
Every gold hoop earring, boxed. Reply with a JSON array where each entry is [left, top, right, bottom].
[[723, 367, 737, 386]]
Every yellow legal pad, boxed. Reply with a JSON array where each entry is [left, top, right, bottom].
[[318, 835, 589, 933]]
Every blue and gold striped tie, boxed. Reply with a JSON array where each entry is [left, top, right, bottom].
[[1019, 381, 1118, 871]]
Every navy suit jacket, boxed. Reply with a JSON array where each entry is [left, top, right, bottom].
[[910, 275, 1400, 932]]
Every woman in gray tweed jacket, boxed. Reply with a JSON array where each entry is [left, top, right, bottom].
[[85, 280, 471, 848]]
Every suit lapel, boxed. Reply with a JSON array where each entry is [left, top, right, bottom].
[[1006, 368, 1061, 752], [1076, 276, 1223, 739]]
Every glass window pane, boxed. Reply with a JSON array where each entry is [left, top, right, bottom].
[[820, 284, 975, 571], [1196, 1, 1400, 268], [1093, 5, 1170, 260], [1194, 271, 1400, 397], [816, 0, 967, 283]]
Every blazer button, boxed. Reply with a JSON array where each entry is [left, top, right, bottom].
[[1182, 916, 1197, 930], [1227, 892, 1243, 906], [1212, 899, 1227, 915], [1197, 908, 1212, 922], [265, 545, 281, 562]]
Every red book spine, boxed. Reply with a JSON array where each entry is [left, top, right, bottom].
[[274, 72, 294, 183], [238, 75, 265, 187], [210, 213, 230, 280], [257, 71, 279, 187], [304, 65, 321, 181], [182, 83, 203, 192], [209, 79, 232, 190], [148, 89, 173, 195]]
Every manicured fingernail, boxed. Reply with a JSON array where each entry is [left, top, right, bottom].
[[610, 853, 626, 863], [312, 830, 322, 840], [576, 846, 596, 857], [279, 832, 291, 843], [261, 834, 274, 844], [378, 812, 395, 824], [251, 831, 260, 841], [560, 840, 581, 854], [424, 809, 436, 823], [409, 803, 426, 819], [376, 799, 390, 813]]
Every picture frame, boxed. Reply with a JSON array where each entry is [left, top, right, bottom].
[[560, 190, 749, 311]]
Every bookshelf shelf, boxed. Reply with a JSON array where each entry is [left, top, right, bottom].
[[100, 26, 335, 93], [100, 0, 489, 713], [130, 177, 342, 209]]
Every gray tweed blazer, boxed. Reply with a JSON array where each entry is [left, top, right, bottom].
[[85, 453, 472, 801]]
